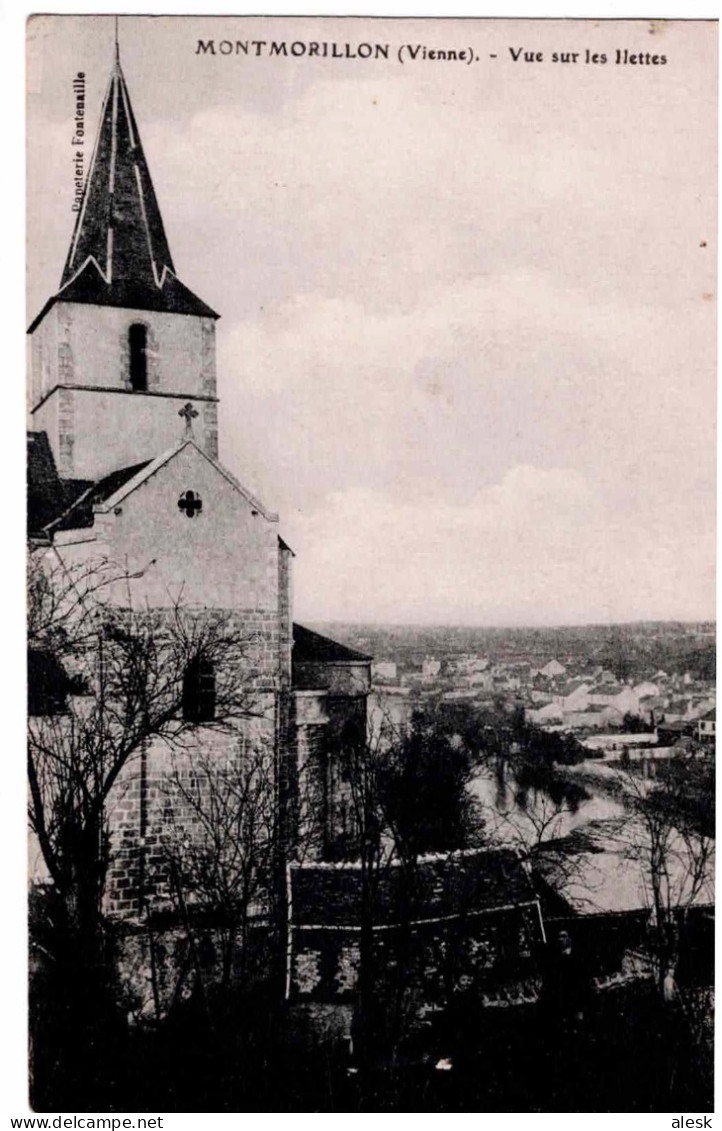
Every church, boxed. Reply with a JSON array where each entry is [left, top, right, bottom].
[[27, 42, 372, 934]]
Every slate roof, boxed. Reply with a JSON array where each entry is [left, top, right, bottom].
[[27, 432, 67, 536], [28, 50, 217, 333], [290, 848, 536, 929], [46, 460, 153, 533], [27, 432, 153, 536], [27, 432, 94, 537], [292, 623, 372, 664]]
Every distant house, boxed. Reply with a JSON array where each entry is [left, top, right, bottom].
[[590, 686, 639, 717], [468, 670, 494, 690], [400, 672, 425, 687], [562, 705, 624, 732], [582, 732, 659, 754], [612, 688, 642, 716], [553, 681, 592, 711], [372, 660, 397, 682], [528, 702, 564, 725], [638, 694, 665, 725], [530, 688, 553, 705], [632, 681, 660, 700], [685, 697, 716, 721], [657, 719, 696, 745], [452, 655, 490, 675], [442, 688, 481, 702], [368, 686, 412, 737], [697, 708, 716, 744], [421, 657, 442, 680], [540, 659, 566, 679], [596, 669, 619, 686]]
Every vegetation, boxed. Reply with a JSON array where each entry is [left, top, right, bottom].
[[616, 755, 715, 985], [339, 708, 484, 1074], [27, 571, 714, 1110], [27, 551, 262, 1106]]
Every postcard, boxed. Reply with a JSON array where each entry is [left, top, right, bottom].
[[26, 15, 716, 1114]]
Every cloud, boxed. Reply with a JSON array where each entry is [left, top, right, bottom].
[[287, 467, 714, 625], [218, 269, 714, 517]]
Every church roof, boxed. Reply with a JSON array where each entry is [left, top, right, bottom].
[[28, 47, 218, 333], [292, 623, 372, 664], [45, 459, 153, 533], [27, 431, 94, 537], [27, 432, 68, 536]]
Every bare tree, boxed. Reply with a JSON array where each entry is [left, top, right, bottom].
[[340, 708, 484, 1069], [614, 756, 714, 989], [28, 550, 263, 968], [485, 790, 570, 853], [305, 715, 392, 1072], [158, 739, 277, 1001], [481, 786, 598, 914]]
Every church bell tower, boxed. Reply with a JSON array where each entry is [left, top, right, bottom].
[[28, 43, 220, 481]]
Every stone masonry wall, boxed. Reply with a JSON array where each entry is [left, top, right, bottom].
[[30, 303, 217, 403], [106, 699, 277, 920], [292, 693, 330, 863], [104, 540, 291, 919], [29, 303, 218, 479]]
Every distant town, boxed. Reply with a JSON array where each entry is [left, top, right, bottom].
[[315, 620, 716, 757]]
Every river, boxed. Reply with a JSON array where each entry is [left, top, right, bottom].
[[470, 759, 714, 915]]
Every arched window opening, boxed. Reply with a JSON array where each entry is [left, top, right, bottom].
[[129, 323, 148, 391], [182, 658, 216, 723]]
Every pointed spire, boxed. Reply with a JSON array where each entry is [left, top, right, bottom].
[[60, 47, 177, 294], [29, 36, 218, 331]]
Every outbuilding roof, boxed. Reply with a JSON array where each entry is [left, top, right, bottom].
[[292, 623, 372, 664], [289, 847, 537, 929], [44, 460, 153, 532]]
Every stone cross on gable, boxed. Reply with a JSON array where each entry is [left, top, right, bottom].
[[179, 402, 199, 438]]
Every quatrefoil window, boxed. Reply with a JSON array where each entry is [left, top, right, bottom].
[[178, 490, 203, 518]]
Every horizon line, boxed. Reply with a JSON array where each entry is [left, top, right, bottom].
[[302, 617, 717, 631]]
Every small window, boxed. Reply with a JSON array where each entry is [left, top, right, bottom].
[[182, 658, 216, 723], [129, 324, 148, 392], [28, 648, 87, 716]]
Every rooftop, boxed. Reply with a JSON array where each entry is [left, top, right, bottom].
[[290, 847, 536, 928], [292, 623, 372, 664], [28, 49, 217, 333]]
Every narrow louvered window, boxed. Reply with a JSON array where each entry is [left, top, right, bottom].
[[129, 324, 148, 391]]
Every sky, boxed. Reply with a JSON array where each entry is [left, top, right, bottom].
[[26, 14, 717, 626]]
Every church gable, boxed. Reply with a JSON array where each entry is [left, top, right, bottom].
[[90, 441, 281, 611]]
